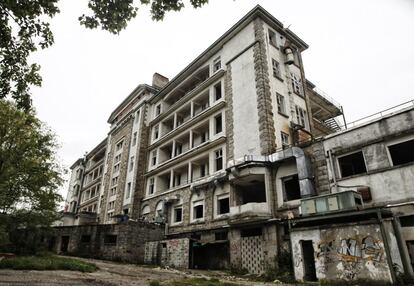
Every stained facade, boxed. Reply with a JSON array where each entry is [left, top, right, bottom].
[[60, 5, 414, 283]]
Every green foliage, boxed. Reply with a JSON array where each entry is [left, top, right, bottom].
[[0, 255, 97, 272], [149, 281, 161, 286], [1, 0, 209, 110], [0, 99, 63, 254]]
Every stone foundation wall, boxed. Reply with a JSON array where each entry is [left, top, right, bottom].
[[51, 221, 163, 263]]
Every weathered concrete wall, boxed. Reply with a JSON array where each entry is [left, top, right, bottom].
[[291, 223, 392, 283], [52, 222, 163, 263], [144, 238, 190, 268]]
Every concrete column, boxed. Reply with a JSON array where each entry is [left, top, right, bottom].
[[189, 130, 193, 149], [169, 169, 174, 189], [190, 101, 194, 118], [173, 113, 177, 129], [188, 162, 192, 184], [172, 140, 176, 158]]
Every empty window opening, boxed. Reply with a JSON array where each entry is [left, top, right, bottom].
[[235, 175, 266, 204], [215, 114, 222, 134], [281, 132, 289, 148], [174, 207, 183, 223], [214, 82, 222, 101], [283, 174, 301, 201], [400, 215, 414, 227], [338, 151, 367, 178], [155, 104, 161, 116], [81, 235, 91, 243], [132, 132, 137, 146], [193, 204, 204, 219], [388, 139, 414, 166], [241, 228, 262, 237], [104, 235, 117, 245], [218, 197, 230, 215], [268, 29, 277, 47], [148, 178, 155, 195]]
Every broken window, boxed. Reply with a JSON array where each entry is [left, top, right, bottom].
[[388, 139, 414, 166], [147, 179, 154, 196], [272, 59, 281, 79], [291, 73, 303, 96], [338, 151, 367, 178], [281, 132, 289, 148], [217, 196, 230, 215], [174, 207, 183, 223], [214, 82, 222, 101], [155, 104, 161, 117], [126, 182, 131, 199], [135, 109, 140, 123], [215, 113, 222, 134], [132, 132, 137, 146], [295, 106, 308, 129], [115, 140, 123, 152], [104, 235, 117, 245], [400, 215, 414, 227], [151, 150, 157, 166], [282, 174, 301, 201], [235, 175, 266, 204], [213, 57, 221, 72], [153, 125, 159, 140], [215, 149, 223, 171], [276, 93, 286, 115], [268, 29, 277, 47], [129, 156, 134, 171]]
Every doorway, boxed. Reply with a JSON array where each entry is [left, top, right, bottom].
[[60, 236, 70, 253], [301, 240, 317, 281]]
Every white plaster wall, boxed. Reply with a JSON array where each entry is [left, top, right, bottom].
[[291, 229, 321, 281], [231, 48, 261, 158]]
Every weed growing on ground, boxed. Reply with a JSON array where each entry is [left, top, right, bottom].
[[0, 255, 97, 272]]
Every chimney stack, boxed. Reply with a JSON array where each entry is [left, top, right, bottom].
[[152, 73, 169, 89]]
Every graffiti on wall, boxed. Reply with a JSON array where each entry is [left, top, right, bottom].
[[316, 235, 384, 263]]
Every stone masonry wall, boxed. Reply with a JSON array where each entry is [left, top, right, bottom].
[[224, 66, 234, 161], [253, 18, 277, 155], [52, 221, 164, 263]]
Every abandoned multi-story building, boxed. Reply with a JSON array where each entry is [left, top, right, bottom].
[[58, 5, 414, 284]]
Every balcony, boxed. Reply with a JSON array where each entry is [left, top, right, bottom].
[[299, 190, 363, 216]]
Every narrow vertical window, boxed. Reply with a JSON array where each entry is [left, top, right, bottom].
[[215, 149, 223, 171], [149, 178, 155, 195], [272, 59, 281, 79], [132, 132, 137, 146], [276, 93, 286, 115], [215, 113, 222, 134], [126, 182, 131, 199], [268, 29, 277, 47], [213, 57, 221, 72], [129, 156, 134, 171], [214, 82, 222, 101]]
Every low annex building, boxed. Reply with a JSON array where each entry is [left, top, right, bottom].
[[56, 5, 414, 284]]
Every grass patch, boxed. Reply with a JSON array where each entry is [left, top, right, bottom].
[[0, 255, 97, 272], [160, 277, 240, 286]]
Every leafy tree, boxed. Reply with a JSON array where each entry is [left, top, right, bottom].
[[0, 99, 63, 253], [0, 0, 209, 111]]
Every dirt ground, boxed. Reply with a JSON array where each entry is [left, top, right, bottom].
[[0, 257, 282, 286]]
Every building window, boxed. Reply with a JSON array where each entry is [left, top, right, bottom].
[[388, 139, 414, 166], [215, 113, 222, 134], [111, 176, 118, 186], [291, 73, 303, 95], [113, 163, 120, 173], [281, 132, 289, 148], [132, 132, 137, 146], [213, 57, 221, 72], [173, 173, 181, 187], [126, 182, 131, 199], [268, 29, 277, 47], [276, 93, 286, 115], [200, 163, 208, 177], [151, 150, 157, 166], [193, 201, 204, 220], [148, 178, 155, 195], [110, 187, 116, 196], [104, 235, 117, 245], [214, 82, 222, 101], [217, 195, 230, 215], [155, 104, 161, 117], [338, 151, 367, 178], [129, 156, 134, 171], [215, 231, 228, 241], [135, 109, 140, 123], [295, 106, 308, 129], [173, 207, 182, 223], [115, 140, 123, 152], [114, 154, 121, 163], [282, 174, 301, 201], [215, 149, 223, 171], [153, 125, 159, 140], [272, 59, 281, 79]]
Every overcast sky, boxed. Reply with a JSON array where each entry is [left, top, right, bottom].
[[30, 0, 414, 199]]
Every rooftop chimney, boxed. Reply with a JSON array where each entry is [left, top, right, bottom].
[[152, 73, 169, 89]]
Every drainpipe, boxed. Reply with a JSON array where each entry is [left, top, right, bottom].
[[377, 210, 397, 284], [391, 217, 414, 279], [327, 150, 338, 193]]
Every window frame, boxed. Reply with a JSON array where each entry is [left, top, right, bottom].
[[214, 113, 223, 134], [336, 150, 368, 179], [386, 137, 414, 167], [215, 148, 223, 171], [272, 58, 282, 79], [216, 193, 230, 216], [276, 93, 287, 115], [282, 174, 301, 202]]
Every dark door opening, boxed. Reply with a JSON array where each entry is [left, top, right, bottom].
[[301, 240, 317, 281], [60, 236, 70, 253], [190, 241, 229, 270]]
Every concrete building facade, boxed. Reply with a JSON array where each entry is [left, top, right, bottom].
[[60, 5, 414, 284]]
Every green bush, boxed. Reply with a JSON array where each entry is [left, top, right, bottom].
[[0, 255, 97, 272], [149, 281, 161, 286]]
